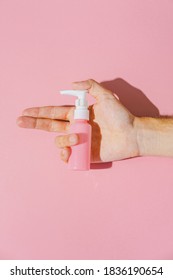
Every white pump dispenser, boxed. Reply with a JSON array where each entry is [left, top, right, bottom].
[[59, 89, 91, 171], [60, 90, 89, 120]]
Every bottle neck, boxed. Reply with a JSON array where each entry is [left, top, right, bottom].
[[74, 107, 89, 120]]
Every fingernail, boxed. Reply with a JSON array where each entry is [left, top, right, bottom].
[[61, 149, 68, 162], [69, 134, 78, 144], [22, 108, 38, 117], [61, 149, 67, 156], [16, 117, 24, 127], [22, 109, 30, 116]]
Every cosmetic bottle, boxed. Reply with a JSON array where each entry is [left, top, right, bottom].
[[60, 90, 91, 170]]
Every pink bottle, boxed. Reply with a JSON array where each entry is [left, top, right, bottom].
[[60, 90, 91, 170]]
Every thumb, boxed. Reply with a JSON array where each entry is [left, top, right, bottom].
[[72, 79, 114, 102]]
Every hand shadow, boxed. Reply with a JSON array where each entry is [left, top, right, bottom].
[[91, 77, 160, 170], [101, 78, 160, 118]]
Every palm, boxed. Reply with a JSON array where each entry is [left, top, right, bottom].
[[88, 95, 139, 162]]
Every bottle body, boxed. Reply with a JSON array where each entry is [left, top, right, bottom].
[[68, 120, 91, 170]]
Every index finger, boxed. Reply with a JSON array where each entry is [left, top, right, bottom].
[[22, 106, 74, 121], [72, 79, 114, 102]]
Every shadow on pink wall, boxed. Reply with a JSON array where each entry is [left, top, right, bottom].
[[101, 78, 160, 117], [91, 78, 160, 170]]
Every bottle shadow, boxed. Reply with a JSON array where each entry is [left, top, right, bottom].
[[90, 77, 160, 170]]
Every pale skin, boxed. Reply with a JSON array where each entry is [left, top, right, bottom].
[[17, 79, 173, 162]]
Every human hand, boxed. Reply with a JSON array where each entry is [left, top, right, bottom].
[[17, 79, 140, 163]]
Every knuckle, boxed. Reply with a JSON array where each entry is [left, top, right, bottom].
[[89, 78, 95, 84], [49, 120, 54, 131], [64, 121, 70, 131], [67, 108, 74, 122], [60, 135, 69, 147], [50, 107, 56, 119]]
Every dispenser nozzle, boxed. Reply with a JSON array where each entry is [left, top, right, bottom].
[[60, 90, 87, 99], [59, 89, 89, 120]]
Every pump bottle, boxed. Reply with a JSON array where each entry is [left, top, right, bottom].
[[60, 90, 91, 170]]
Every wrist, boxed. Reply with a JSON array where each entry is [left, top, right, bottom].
[[134, 117, 159, 157], [134, 116, 173, 157]]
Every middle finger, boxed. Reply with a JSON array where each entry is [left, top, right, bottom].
[[22, 106, 74, 121], [17, 116, 70, 132]]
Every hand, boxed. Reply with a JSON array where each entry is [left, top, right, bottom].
[[17, 79, 140, 163]]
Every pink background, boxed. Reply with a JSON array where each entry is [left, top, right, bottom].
[[0, 0, 173, 259]]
